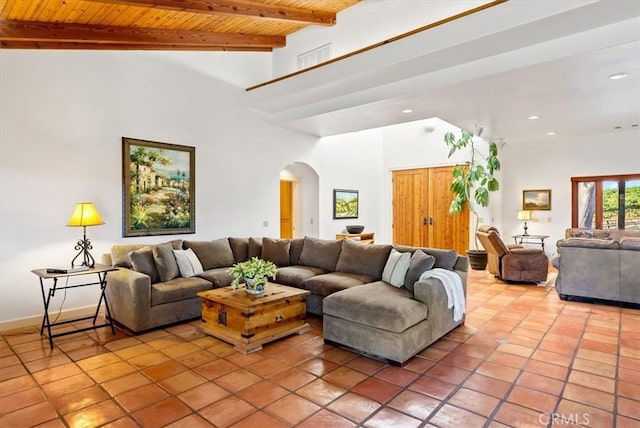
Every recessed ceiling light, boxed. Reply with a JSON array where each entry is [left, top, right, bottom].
[[402, 109, 413, 114], [528, 115, 540, 120], [546, 132, 556, 136], [609, 72, 628, 80]]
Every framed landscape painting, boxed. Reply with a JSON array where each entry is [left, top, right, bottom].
[[122, 137, 195, 237], [523, 189, 552, 211], [333, 189, 359, 219]]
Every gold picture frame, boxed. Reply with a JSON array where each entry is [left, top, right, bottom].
[[522, 189, 551, 211], [122, 137, 195, 237]]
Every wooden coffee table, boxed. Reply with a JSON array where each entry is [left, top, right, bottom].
[[197, 283, 311, 354]]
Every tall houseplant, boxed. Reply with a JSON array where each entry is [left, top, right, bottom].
[[444, 129, 501, 269]]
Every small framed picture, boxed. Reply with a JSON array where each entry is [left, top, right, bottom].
[[523, 189, 552, 211], [333, 189, 359, 219]]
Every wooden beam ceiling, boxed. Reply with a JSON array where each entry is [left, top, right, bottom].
[[0, 0, 358, 51], [90, 0, 337, 25]]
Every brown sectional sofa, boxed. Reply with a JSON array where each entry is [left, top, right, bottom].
[[102, 236, 468, 363], [552, 228, 640, 306]]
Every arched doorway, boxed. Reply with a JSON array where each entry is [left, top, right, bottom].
[[280, 162, 319, 238]]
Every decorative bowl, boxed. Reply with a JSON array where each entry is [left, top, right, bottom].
[[346, 225, 365, 234]]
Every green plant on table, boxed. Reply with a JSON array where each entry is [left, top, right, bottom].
[[228, 257, 277, 289]]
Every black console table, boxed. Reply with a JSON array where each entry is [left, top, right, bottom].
[[32, 264, 117, 349], [512, 234, 550, 250]]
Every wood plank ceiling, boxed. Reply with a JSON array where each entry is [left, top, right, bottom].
[[0, 0, 359, 51]]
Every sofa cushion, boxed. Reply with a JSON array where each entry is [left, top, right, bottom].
[[153, 242, 181, 282], [621, 238, 640, 250], [381, 249, 411, 287], [557, 238, 620, 250], [229, 237, 249, 263], [112, 244, 146, 268], [199, 267, 234, 288], [111, 239, 183, 268], [323, 282, 427, 333], [404, 250, 436, 292], [276, 265, 328, 288], [184, 239, 235, 270], [173, 248, 204, 278], [393, 245, 458, 270], [290, 238, 305, 265], [593, 230, 611, 239], [299, 236, 343, 271], [248, 237, 262, 259], [303, 272, 374, 298], [335, 239, 392, 279], [150, 276, 212, 306], [262, 238, 291, 267], [128, 247, 160, 284]]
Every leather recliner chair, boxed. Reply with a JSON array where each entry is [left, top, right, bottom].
[[476, 225, 549, 283]]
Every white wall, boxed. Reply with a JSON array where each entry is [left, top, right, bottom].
[[308, 129, 385, 240], [271, 0, 489, 77], [500, 129, 640, 255], [0, 50, 372, 325]]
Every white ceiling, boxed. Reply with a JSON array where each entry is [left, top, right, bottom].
[[246, 0, 640, 144]]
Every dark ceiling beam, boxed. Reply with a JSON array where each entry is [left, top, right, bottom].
[[90, 0, 336, 25], [0, 19, 285, 50], [0, 40, 272, 51]]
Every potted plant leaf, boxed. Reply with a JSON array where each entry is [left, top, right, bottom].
[[228, 257, 277, 295], [445, 129, 501, 270]]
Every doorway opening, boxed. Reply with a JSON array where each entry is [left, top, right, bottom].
[[280, 162, 319, 239]]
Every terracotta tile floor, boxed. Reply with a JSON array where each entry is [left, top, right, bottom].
[[1, 268, 639, 427]]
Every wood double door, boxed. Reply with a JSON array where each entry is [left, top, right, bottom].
[[392, 166, 469, 254]]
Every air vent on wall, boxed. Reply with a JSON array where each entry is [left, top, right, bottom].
[[297, 43, 332, 70]]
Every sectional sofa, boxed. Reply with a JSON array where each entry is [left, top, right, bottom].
[[552, 228, 640, 306], [102, 236, 468, 363]]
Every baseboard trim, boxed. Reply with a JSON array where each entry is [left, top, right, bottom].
[[0, 305, 98, 332]]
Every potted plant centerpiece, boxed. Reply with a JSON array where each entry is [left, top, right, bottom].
[[228, 257, 277, 295], [445, 129, 501, 270]]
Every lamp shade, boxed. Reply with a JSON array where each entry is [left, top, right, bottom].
[[67, 202, 105, 227], [517, 210, 532, 221]]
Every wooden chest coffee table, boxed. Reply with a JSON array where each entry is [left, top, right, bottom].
[[197, 283, 311, 354]]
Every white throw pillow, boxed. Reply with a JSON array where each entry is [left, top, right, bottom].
[[382, 249, 411, 287], [173, 248, 204, 278]]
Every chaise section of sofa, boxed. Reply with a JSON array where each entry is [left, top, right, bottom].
[[323, 245, 468, 364]]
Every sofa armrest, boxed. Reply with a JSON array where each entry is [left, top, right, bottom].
[[453, 256, 469, 272], [105, 268, 152, 331], [413, 275, 465, 332], [551, 253, 561, 269], [101, 253, 113, 266]]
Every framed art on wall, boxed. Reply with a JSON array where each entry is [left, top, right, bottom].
[[333, 189, 359, 219], [122, 137, 195, 237], [523, 189, 552, 211]]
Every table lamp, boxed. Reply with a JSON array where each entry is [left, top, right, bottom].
[[517, 210, 532, 236], [67, 202, 105, 267]]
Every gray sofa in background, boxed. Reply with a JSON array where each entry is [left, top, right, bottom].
[[552, 228, 640, 306], [102, 235, 468, 363]]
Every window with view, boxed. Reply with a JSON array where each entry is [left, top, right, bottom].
[[572, 174, 640, 230]]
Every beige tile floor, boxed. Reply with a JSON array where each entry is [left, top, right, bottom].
[[1, 268, 639, 427]]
